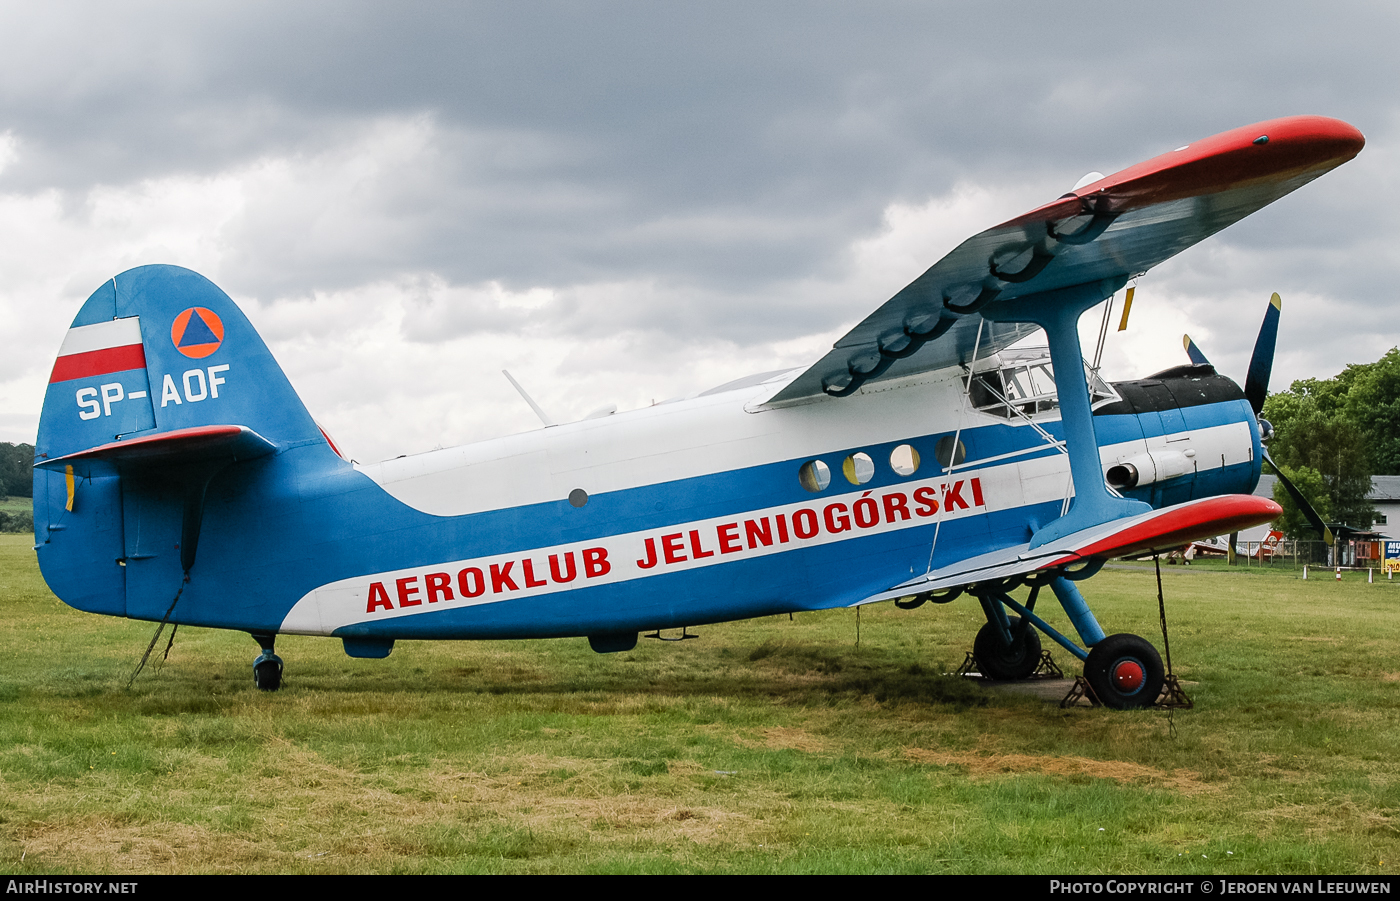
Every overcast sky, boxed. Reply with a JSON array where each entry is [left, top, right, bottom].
[[1, 2, 1395, 462]]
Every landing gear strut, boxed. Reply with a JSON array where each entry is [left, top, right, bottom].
[[250, 632, 283, 691]]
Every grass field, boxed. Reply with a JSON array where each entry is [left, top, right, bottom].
[[2, 532, 1399, 874]]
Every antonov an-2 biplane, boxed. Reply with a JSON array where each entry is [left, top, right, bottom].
[[32, 116, 1362, 708]]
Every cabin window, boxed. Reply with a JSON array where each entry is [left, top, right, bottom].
[[890, 444, 920, 476], [842, 452, 875, 485], [568, 488, 589, 508], [798, 459, 831, 493], [935, 436, 967, 469]]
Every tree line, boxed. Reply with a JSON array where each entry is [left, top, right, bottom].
[[0, 442, 34, 499], [1261, 347, 1400, 537], [0, 442, 35, 533]]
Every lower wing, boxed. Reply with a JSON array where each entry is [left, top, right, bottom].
[[858, 494, 1281, 604]]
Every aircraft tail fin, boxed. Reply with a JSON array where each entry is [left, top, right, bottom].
[[34, 265, 333, 616], [36, 265, 323, 465]]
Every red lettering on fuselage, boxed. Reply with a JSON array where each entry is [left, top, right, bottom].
[[425, 572, 453, 603], [823, 502, 851, 533], [490, 562, 519, 593], [367, 582, 393, 612], [852, 494, 879, 528], [550, 552, 578, 582], [396, 576, 421, 607], [357, 471, 991, 617], [913, 486, 939, 516], [583, 547, 610, 577], [745, 517, 772, 548], [521, 558, 548, 588], [689, 529, 715, 559], [662, 533, 687, 564], [458, 567, 485, 598]]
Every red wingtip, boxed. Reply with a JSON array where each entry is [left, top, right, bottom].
[[1086, 115, 1364, 209], [1055, 495, 1284, 563], [1011, 115, 1364, 226]]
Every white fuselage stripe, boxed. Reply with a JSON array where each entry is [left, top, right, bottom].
[[281, 465, 1027, 634]]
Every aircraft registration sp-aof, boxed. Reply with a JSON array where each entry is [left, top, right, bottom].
[[32, 116, 1363, 708]]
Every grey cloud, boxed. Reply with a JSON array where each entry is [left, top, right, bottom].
[[1, 0, 1397, 433]]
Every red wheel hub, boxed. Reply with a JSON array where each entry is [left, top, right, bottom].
[[1111, 659, 1145, 693]]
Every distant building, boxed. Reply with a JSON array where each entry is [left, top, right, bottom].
[[1368, 476, 1400, 538], [1252, 474, 1400, 539], [1250, 474, 1399, 566]]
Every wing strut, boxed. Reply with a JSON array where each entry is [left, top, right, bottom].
[[983, 277, 1151, 548], [925, 319, 985, 571]]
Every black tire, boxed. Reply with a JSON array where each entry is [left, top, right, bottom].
[[1083, 634, 1164, 709], [973, 616, 1043, 681], [253, 653, 283, 692]]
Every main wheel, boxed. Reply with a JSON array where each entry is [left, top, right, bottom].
[[973, 616, 1043, 681], [253, 652, 283, 691], [1083, 634, 1164, 709]]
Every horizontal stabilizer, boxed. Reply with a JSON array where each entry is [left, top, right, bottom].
[[858, 494, 1281, 605], [36, 424, 276, 472]]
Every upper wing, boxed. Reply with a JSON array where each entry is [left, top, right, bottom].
[[856, 494, 1282, 606], [761, 116, 1364, 408]]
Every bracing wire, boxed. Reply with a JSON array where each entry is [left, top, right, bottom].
[[126, 575, 188, 689]]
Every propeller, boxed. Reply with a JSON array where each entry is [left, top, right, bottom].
[[1182, 334, 1210, 367], [1243, 292, 1282, 417], [1183, 292, 1333, 546]]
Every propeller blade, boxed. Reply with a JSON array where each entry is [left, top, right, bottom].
[[1183, 334, 1211, 366], [1243, 292, 1282, 415], [1263, 449, 1334, 546]]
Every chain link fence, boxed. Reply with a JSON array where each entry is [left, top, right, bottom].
[[1164, 539, 1384, 570]]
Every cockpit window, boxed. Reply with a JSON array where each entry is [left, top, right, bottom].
[[968, 347, 1116, 420]]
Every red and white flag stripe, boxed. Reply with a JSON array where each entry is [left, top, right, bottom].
[[49, 318, 146, 383]]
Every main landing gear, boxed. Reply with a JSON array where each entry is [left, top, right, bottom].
[[1083, 634, 1164, 710], [250, 632, 284, 691], [966, 571, 1165, 710], [973, 615, 1042, 681]]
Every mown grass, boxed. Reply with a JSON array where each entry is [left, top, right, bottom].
[[1, 534, 1398, 874]]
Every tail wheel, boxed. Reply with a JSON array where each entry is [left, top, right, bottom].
[[1084, 634, 1164, 709], [973, 616, 1043, 681], [253, 652, 283, 692]]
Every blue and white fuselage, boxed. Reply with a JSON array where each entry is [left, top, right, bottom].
[[305, 357, 1260, 642], [33, 295, 1259, 650]]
